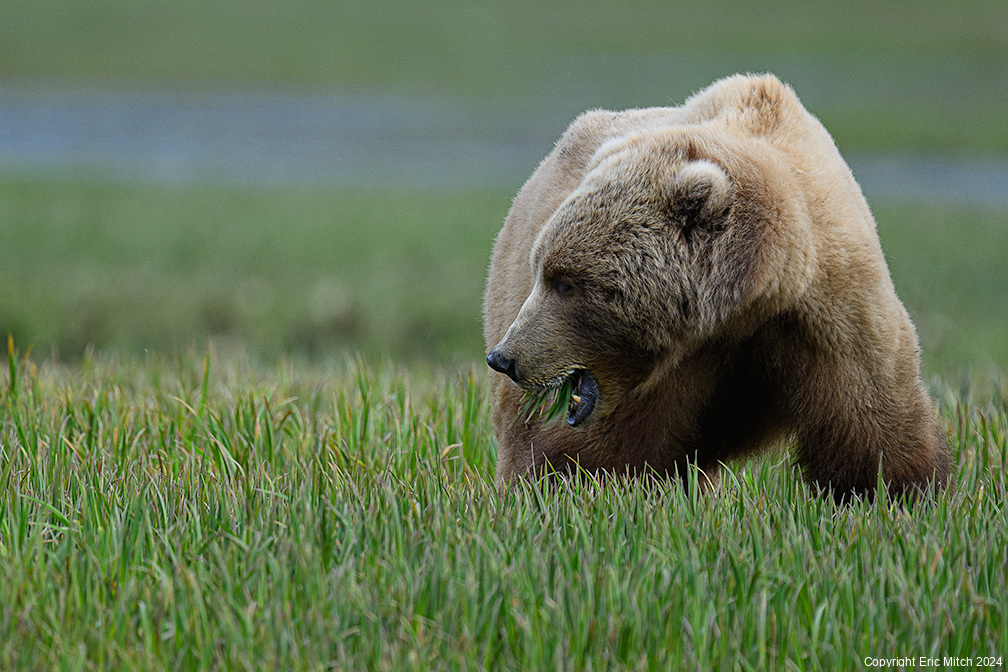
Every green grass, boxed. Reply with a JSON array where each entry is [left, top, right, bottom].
[[2, 2, 1007, 667], [1, 344, 1005, 670], [0, 178, 509, 362], [875, 202, 1008, 374], [2, 0, 1008, 152]]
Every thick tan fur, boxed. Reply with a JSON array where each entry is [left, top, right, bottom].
[[483, 74, 951, 501]]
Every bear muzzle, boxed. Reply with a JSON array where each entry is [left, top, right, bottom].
[[486, 348, 520, 383], [487, 347, 602, 427]]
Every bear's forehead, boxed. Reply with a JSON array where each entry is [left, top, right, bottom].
[[557, 182, 657, 233], [529, 137, 715, 272], [531, 190, 661, 272]]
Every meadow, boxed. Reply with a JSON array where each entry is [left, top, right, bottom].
[[2, 183, 1006, 670], [2, 344, 1006, 670], [2, 0, 1008, 668]]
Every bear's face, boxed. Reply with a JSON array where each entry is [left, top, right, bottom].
[[488, 133, 763, 427]]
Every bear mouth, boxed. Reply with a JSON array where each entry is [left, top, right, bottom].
[[520, 368, 600, 427], [566, 369, 599, 427]]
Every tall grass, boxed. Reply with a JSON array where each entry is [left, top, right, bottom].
[[2, 343, 1005, 670]]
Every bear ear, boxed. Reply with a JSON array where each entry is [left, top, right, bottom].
[[663, 159, 733, 230]]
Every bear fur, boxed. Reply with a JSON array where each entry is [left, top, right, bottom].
[[483, 73, 951, 501]]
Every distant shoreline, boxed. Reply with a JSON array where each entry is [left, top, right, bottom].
[[2, 87, 1006, 204]]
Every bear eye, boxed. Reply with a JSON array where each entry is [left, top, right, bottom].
[[552, 279, 574, 296]]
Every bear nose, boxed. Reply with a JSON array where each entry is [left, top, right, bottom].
[[486, 349, 519, 382]]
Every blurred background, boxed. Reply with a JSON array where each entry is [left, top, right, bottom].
[[1, 0, 1005, 372]]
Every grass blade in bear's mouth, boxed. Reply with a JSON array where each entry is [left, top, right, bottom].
[[519, 369, 599, 426], [566, 370, 598, 427], [520, 375, 575, 423]]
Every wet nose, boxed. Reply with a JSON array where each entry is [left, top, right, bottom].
[[486, 349, 519, 382]]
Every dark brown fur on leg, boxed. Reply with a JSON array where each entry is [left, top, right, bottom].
[[788, 353, 951, 503]]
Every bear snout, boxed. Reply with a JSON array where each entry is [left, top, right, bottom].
[[486, 348, 520, 383]]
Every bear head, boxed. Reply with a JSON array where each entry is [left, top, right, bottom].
[[487, 129, 814, 428]]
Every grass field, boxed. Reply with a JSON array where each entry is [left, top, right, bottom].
[[0, 178, 508, 362], [1, 345, 1006, 669], [2, 0, 1007, 668]]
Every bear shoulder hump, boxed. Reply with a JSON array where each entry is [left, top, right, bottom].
[[684, 73, 804, 135]]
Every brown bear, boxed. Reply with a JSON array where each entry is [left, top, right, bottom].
[[483, 73, 951, 501]]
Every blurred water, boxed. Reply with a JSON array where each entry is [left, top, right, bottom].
[[1, 86, 1006, 205]]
